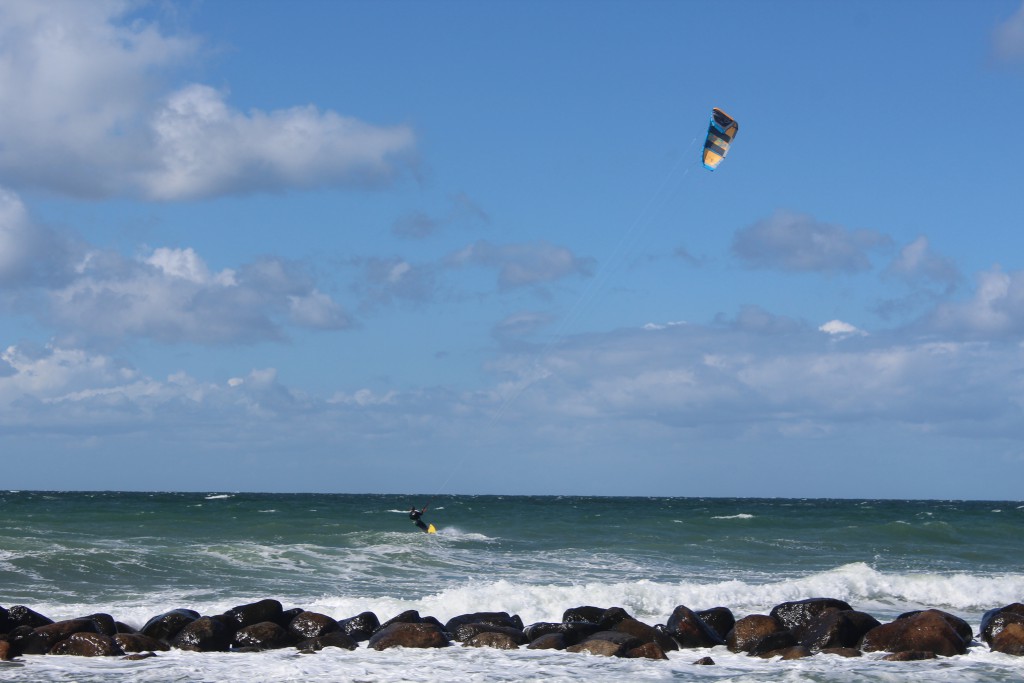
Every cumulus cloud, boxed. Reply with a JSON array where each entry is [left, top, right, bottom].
[[0, 188, 79, 288], [0, 2, 414, 200], [885, 236, 960, 289], [352, 257, 439, 309], [925, 266, 1024, 338], [993, 1, 1024, 62], [732, 210, 891, 273], [447, 240, 594, 289], [392, 193, 489, 239]]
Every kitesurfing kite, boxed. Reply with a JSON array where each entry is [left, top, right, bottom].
[[701, 108, 739, 171]]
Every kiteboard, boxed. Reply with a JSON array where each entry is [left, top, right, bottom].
[[427, 524, 437, 534]]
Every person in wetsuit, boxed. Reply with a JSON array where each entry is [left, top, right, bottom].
[[409, 507, 429, 532]]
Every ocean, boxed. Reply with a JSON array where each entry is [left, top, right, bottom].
[[2, 491, 1023, 681]]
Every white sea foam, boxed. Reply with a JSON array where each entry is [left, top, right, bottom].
[[711, 513, 755, 520], [204, 494, 233, 500]]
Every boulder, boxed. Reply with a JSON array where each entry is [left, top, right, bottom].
[[980, 604, 1024, 645], [990, 622, 1024, 656], [800, 610, 880, 651], [0, 640, 10, 661], [523, 621, 601, 646], [375, 610, 422, 632], [726, 614, 788, 653], [820, 647, 862, 657], [445, 611, 523, 635], [770, 598, 852, 641], [4, 625, 35, 657], [613, 618, 677, 652], [567, 630, 643, 657], [464, 632, 521, 650], [562, 606, 606, 624], [7, 605, 54, 629], [288, 611, 339, 639], [171, 616, 231, 652], [113, 633, 170, 653], [141, 609, 200, 642], [114, 622, 137, 634], [597, 607, 632, 629], [233, 621, 291, 650], [368, 622, 450, 650], [896, 609, 972, 645], [693, 656, 715, 665], [882, 649, 935, 661], [0, 605, 9, 633], [452, 623, 528, 645], [276, 608, 305, 629], [80, 613, 117, 637], [624, 642, 668, 660], [339, 611, 380, 641], [21, 619, 97, 655], [665, 605, 725, 648], [861, 610, 967, 657], [296, 631, 358, 652], [49, 632, 122, 657], [526, 633, 566, 650], [746, 630, 799, 657], [222, 599, 283, 631], [697, 607, 735, 641]]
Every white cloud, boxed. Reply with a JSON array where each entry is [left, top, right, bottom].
[[0, 3, 414, 200], [732, 210, 891, 273], [993, 1, 1024, 62], [926, 266, 1024, 338], [819, 320, 867, 337], [885, 236, 959, 289], [0, 188, 78, 287], [447, 240, 594, 289]]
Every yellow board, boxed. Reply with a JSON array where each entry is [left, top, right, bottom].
[[427, 524, 437, 534]]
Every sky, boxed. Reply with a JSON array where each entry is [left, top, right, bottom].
[[2, 0, 1024, 499]]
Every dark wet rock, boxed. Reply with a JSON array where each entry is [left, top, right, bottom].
[[50, 632, 122, 657], [746, 630, 799, 657], [233, 621, 291, 650], [990, 622, 1024, 656], [276, 608, 304, 629], [770, 598, 852, 641], [567, 630, 643, 656], [114, 622, 137, 634], [666, 605, 725, 648], [624, 642, 668, 660], [464, 632, 521, 650], [562, 606, 606, 624], [339, 611, 380, 642], [4, 625, 35, 657], [79, 613, 117, 637], [820, 646, 862, 657], [613, 618, 677, 652], [980, 603, 1024, 645], [222, 599, 283, 631], [0, 605, 9, 633], [0, 640, 10, 661], [800, 610, 880, 651], [524, 621, 601, 646], [896, 609, 973, 645], [368, 622, 450, 650], [882, 649, 936, 661], [693, 656, 716, 665], [288, 611, 339, 639], [171, 616, 231, 652], [445, 611, 524, 636], [123, 652, 158, 661], [7, 605, 54, 629], [756, 644, 812, 660], [376, 610, 422, 632], [526, 633, 566, 650], [861, 610, 967, 657], [422, 616, 446, 632], [21, 619, 97, 655], [597, 607, 632, 629], [452, 623, 528, 645], [726, 614, 788, 653], [295, 631, 358, 652], [141, 609, 200, 642], [696, 607, 735, 641], [113, 633, 170, 653]]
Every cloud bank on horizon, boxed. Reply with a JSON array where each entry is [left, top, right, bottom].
[[2, 1, 1024, 498]]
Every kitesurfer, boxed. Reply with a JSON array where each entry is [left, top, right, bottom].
[[409, 507, 429, 532]]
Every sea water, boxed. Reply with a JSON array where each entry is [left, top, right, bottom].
[[2, 492, 1023, 681]]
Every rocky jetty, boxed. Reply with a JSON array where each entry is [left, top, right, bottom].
[[2, 598, 1024, 664]]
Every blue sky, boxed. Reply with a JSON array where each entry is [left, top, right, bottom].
[[2, 0, 1024, 498]]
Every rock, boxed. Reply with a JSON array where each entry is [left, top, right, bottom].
[[123, 652, 158, 661], [141, 609, 200, 642], [21, 619, 97, 655], [375, 610, 422, 632], [882, 650, 936, 661], [990, 622, 1024, 656], [113, 633, 170, 653], [0, 640, 10, 661], [7, 605, 54, 629], [222, 599, 283, 631], [800, 610, 880, 651], [756, 644, 811, 660], [50, 632, 122, 657], [80, 613, 117, 637], [233, 621, 291, 650], [526, 633, 566, 650], [339, 611, 380, 641], [114, 622, 137, 634], [295, 631, 358, 652], [4, 625, 35, 657], [697, 607, 735, 641], [567, 630, 643, 656], [562, 606, 606, 624], [820, 647, 862, 657], [0, 605, 9, 633], [861, 610, 967, 657], [464, 632, 521, 650], [597, 607, 632, 629], [276, 608, 305, 629], [726, 614, 788, 653], [980, 604, 1024, 645], [452, 623, 528, 645], [368, 622, 450, 650], [897, 609, 973, 645], [523, 621, 601, 646], [171, 616, 231, 652], [770, 598, 852, 641], [288, 611, 339, 639], [613, 618, 677, 651], [445, 611, 523, 635], [665, 605, 725, 648], [693, 656, 715, 665], [624, 642, 668, 660], [746, 630, 798, 657]]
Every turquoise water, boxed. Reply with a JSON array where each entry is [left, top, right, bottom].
[[2, 492, 1024, 681]]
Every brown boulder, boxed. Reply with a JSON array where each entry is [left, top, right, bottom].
[[800, 610, 880, 651], [882, 649, 936, 661], [524, 621, 601, 646], [452, 623, 528, 645], [171, 616, 231, 652], [820, 647, 862, 657], [567, 630, 643, 657], [562, 606, 606, 624], [612, 618, 677, 651], [693, 656, 715, 665], [526, 633, 566, 650], [624, 642, 668, 660], [339, 611, 380, 641], [233, 621, 291, 650], [726, 614, 788, 653], [697, 607, 735, 641], [990, 622, 1024, 656], [296, 631, 358, 651], [50, 632, 122, 657], [21, 619, 97, 655], [113, 633, 171, 653], [746, 630, 798, 657], [222, 599, 283, 631], [445, 611, 523, 635], [666, 605, 725, 648], [141, 609, 200, 642], [861, 610, 967, 657], [288, 611, 339, 639], [981, 604, 1024, 645], [770, 598, 852, 640], [0, 640, 10, 661], [368, 622, 450, 650], [7, 605, 54, 629], [464, 632, 521, 649]]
